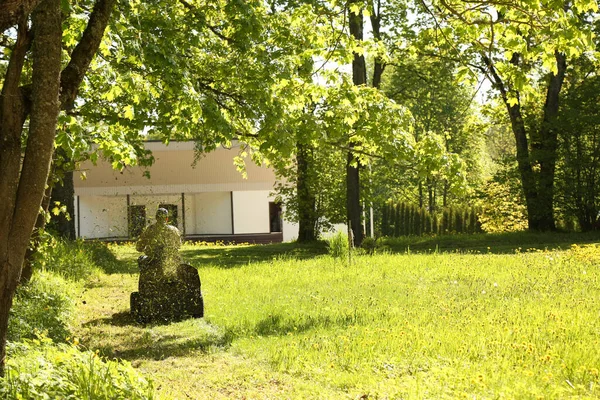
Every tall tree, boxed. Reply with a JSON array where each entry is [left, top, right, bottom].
[[415, 0, 598, 230], [556, 52, 600, 230], [348, 0, 367, 246], [0, 0, 62, 374], [0, 0, 115, 373], [384, 57, 483, 211]]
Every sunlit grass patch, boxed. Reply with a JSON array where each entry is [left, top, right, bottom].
[[74, 238, 600, 399]]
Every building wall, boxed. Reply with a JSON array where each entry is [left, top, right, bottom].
[[75, 142, 276, 195], [78, 195, 128, 239], [76, 191, 280, 239], [282, 211, 299, 242], [129, 194, 184, 231], [73, 142, 300, 241], [232, 191, 270, 234], [187, 192, 232, 235]]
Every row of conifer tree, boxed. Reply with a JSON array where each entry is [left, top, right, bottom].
[[380, 202, 483, 237]]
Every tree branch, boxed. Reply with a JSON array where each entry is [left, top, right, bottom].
[[59, 0, 116, 110], [0, 17, 32, 239], [178, 0, 235, 45], [0, 0, 42, 32]]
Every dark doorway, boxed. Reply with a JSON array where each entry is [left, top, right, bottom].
[[269, 202, 282, 233], [159, 203, 178, 227], [128, 205, 146, 238]]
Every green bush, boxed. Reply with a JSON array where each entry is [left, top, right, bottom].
[[327, 232, 349, 259], [8, 271, 76, 343], [33, 238, 102, 281], [0, 337, 154, 400], [360, 237, 388, 255], [360, 236, 377, 255]]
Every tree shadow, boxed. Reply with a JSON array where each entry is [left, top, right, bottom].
[[83, 311, 231, 361], [95, 241, 328, 274], [384, 231, 600, 255], [180, 241, 328, 269], [104, 332, 231, 361], [249, 312, 361, 337], [83, 311, 207, 329], [85, 241, 139, 274]]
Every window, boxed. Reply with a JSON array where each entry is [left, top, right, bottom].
[[269, 202, 282, 233], [128, 205, 146, 238]]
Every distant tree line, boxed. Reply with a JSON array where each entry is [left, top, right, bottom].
[[381, 202, 483, 237]]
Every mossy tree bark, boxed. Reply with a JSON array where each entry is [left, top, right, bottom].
[[0, 0, 115, 374], [0, 0, 62, 374], [0, 0, 43, 31]]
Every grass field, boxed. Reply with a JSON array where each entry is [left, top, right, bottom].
[[72, 232, 600, 399]]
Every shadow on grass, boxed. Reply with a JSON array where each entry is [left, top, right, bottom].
[[83, 311, 143, 328], [103, 241, 328, 273], [180, 241, 328, 269], [84, 311, 209, 329], [383, 231, 600, 255], [99, 231, 600, 274], [84, 312, 231, 361], [249, 312, 363, 337], [84, 312, 356, 362], [103, 260, 138, 275], [106, 332, 231, 361]]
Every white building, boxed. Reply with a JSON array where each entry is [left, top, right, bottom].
[[73, 141, 298, 243]]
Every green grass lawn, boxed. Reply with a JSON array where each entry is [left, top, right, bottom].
[[73, 233, 600, 399]]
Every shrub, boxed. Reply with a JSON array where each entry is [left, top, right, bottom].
[[0, 337, 154, 400], [360, 237, 387, 255], [33, 238, 102, 281], [8, 271, 76, 343], [477, 180, 528, 232], [360, 236, 377, 255], [327, 231, 349, 259]]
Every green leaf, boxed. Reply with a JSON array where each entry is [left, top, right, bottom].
[[123, 105, 135, 120], [60, 0, 72, 14], [349, 4, 361, 15]]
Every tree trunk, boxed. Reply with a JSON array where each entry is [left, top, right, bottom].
[[0, 0, 115, 375], [442, 179, 448, 208], [0, 0, 43, 32], [347, 152, 362, 246], [0, 0, 62, 375], [347, 0, 366, 247], [370, 0, 384, 90], [20, 183, 53, 285], [504, 99, 542, 229], [296, 141, 317, 242], [530, 52, 567, 231], [0, 19, 30, 243], [486, 53, 566, 231], [427, 179, 434, 213]]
